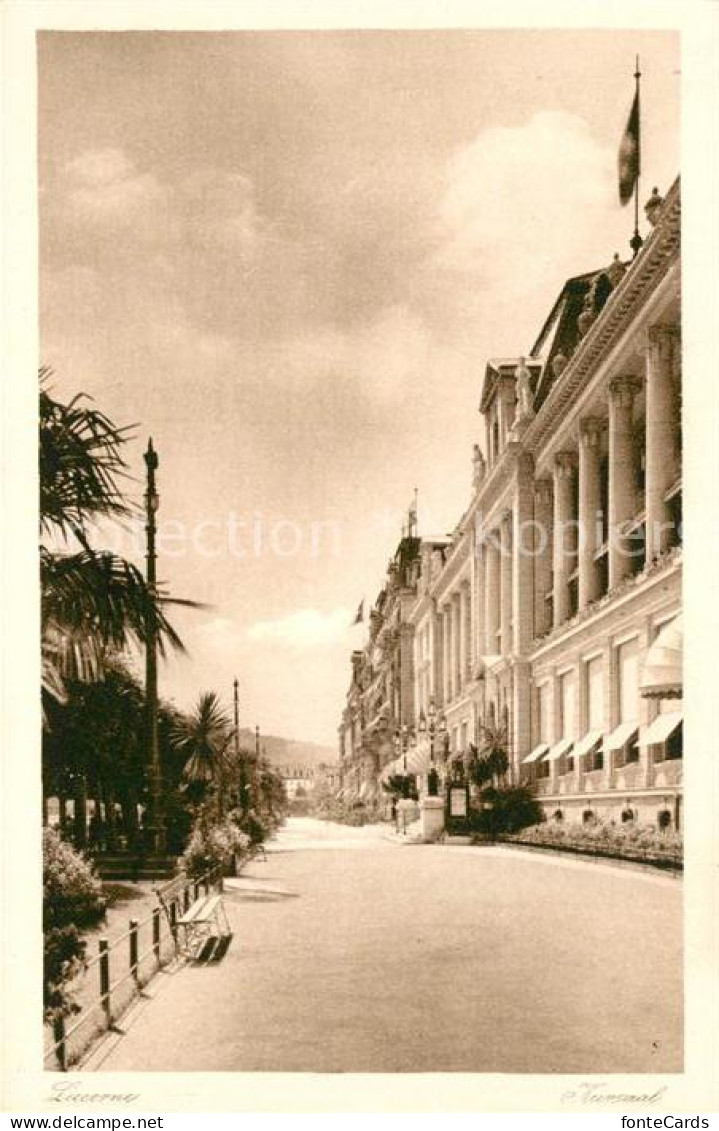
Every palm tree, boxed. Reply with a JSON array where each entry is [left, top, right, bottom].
[[170, 692, 234, 812], [39, 369, 188, 704]]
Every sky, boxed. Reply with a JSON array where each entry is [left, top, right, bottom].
[[38, 29, 680, 748]]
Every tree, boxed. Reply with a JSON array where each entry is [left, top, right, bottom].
[[39, 370, 188, 708], [170, 692, 234, 812]]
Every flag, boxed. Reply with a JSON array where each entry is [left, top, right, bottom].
[[618, 88, 640, 206], [352, 599, 364, 626]]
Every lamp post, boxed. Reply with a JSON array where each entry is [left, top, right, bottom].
[[143, 439, 164, 854]]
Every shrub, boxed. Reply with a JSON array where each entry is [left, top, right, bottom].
[[181, 817, 251, 878], [43, 827, 105, 931], [507, 819, 682, 862], [44, 925, 86, 1023], [470, 787, 544, 839]]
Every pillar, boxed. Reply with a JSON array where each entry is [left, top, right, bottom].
[[513, 452, 535, 656], [608, 377, 640, 587], [578, 418, 603, 609], [500, 513, 513, 654], [462, 579, 472, 681], [645, 326, 679, 560], [533, 479, 553, 638], [443, 603, 453, 704], [552, 451, 576, 627], [484, 536, 501, 655], [453, 592, 462, 694]]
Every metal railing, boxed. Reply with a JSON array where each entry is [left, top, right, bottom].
[[44, 866, 223, 1071]]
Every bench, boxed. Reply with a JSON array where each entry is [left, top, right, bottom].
[[154, 872, 232, 962]]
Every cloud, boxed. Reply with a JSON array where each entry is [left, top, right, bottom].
[[434, 111, 620, 336], [65, 147, 163, 219], [246, 608, 351, 648]]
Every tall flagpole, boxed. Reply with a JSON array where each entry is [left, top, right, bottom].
[[630, 55, 643, 259]]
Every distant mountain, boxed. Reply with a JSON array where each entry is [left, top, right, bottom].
[[236, 729, 337, 771]]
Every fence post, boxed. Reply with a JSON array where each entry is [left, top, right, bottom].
[[129, 919, 139, 987], [184, 886, 191, 913], [152, 908, 161, 964], [193, 880, 200, 902], [99, 938, 111, 1029], [53, 1014, 67, 1072], [170, 899, 178, 941]]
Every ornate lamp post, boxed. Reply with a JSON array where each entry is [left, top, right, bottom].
[[143, 439, 165, 854]]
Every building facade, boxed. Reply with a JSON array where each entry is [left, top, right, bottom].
[[339, 179, 683, 829]]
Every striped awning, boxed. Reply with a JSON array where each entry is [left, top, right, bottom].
[[601, 721, 638, 753], [572, 729, 604, 760], [545, 737, 574, 762], [640, 615, 683, 699], [523, 743, 549, 764], [640, 710, 683, 747]]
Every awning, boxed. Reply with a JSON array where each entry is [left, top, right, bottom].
[[601, 721, 638, 753], [572, 729, 604, 760], [523, 743, 549, 764], [640, 614, 683, 699], [406, 745, 433, 773], [640, 710, 683, 747], [545, 737, 574, 762]]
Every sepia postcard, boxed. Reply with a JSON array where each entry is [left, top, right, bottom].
[[1, 0, 718, 1116]]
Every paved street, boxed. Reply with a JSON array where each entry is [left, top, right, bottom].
[[89, 818, 682, 1074]]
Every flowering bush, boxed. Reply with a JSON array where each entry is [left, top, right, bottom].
[[43, 829, 104, 1022], [43, 827, 105, 931], [505, 819, 682, 863], [181, 818, 251, 878]]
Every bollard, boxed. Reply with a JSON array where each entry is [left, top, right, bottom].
[[99, 938, 111, 1029], [152, 907, 161, 964], [129, 919, 139, 987], [53, 1014, 67, 1072]]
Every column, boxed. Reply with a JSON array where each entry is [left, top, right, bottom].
[[552, 451, 576, 627], [645, 326, 679, 560], [578, 418, 603, 609], [499, 513, 513, 654], [453, 592, 462, 694], [473, 527, 485, 661], [484, 535, 501, 655], [533, 479, 553, 638], [461, 579, 472, 681], [443, 604, 453, 704], [608, 377, 639, 588], [498, 374, 517, 447], [431, 601, 443, 707], [513, 452, 535, 656]]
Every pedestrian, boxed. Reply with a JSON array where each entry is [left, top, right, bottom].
[[391, 795, 398, 831]]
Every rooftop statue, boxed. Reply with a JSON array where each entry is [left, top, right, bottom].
[[515, 356, 535, 422]]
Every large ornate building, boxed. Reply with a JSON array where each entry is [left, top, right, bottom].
[[339, 178, 682, 828]]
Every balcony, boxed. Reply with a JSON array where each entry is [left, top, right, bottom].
[[650, 759, 683, 789]]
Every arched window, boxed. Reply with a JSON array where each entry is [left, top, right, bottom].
[[621, 806, 635, 823], [657, 809, 672, 830], [582, 809, 596, 826], [553, 809, 563, 823]]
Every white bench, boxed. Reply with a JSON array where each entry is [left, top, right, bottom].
[[155, 875, 233, 962]]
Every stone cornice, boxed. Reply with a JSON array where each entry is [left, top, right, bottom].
[[521, 178, 680, 455]]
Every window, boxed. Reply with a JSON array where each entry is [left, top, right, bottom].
[[559, 670, 577, 740], [665, 723, 683, 761], [586, 656, 604, 731], [537, 682, 551, 746], [624, 736, 640, 764], [617, 639, 639, 727], [586, 748, 604, 773], [657, 809, 672, 830]]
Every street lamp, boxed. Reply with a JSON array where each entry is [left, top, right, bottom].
[[143, 438, 165, 854]]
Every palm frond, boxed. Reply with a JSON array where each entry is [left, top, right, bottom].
[[39, 369, 138, 539]]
